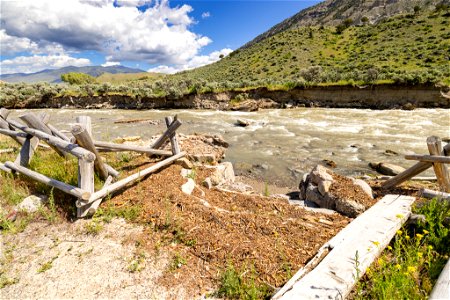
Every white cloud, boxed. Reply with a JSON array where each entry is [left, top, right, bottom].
[[0, 29, 39, 54], [101, 61, 121, 67], [1, 0, 212, 65], [201, 12, 211, 19], [1, 55, 91, 74], [148, 48, 232, 74]]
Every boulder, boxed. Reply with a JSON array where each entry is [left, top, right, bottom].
[[210, 162, 235, 186], [235, 119, 251, 127], [16, 195, 48, 213], [299, 165, 374, 218], [369, 162, 405, 176]]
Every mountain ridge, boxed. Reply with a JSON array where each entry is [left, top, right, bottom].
[[0, 66, 145, 83]]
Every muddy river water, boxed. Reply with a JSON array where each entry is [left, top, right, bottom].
[[6, 108, 449, 188]]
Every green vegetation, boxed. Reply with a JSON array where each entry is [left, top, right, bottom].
[[216, 263, 271, 300], [61, 72, 97, 85], [355, 198, 450, 299], [1, 8, 448, 108]]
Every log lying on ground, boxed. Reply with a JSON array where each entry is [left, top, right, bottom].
[[4, 161, 91, 200], [274, 195, 416, 300], [374, 175, 437, 181], [427, 136, 450, 192], [420, 188, 450, 201], [383, 141, 450, 189], [8, 119, 96, 162], [72, 123, 108, 180], [84, 151, 185, 204], [430, 258, 450, 300], [94, 141, 172, 156], [151, 119, 182, 149]]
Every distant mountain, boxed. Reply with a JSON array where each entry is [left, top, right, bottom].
[[242, 0, 445, 49], [0, 66, 146, 83]]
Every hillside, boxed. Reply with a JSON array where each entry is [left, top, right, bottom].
[[175, 7, 450, 86], [96, 72, 162, 83], [0, 66, 145, 83], [242, 0, 446, 49]]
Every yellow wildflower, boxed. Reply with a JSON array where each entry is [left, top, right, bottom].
[[396, 214, 404, 219], [423, 230, 429, 234], [428, 245, 433, 250], [407, 266, 416, 273], [395, 264, 401, 270], [405, 235, 410, 240], [416, 233, 423, 239], [372, 241, 380, 246], [387, 246, 393, 251], [418, 252, 423, 258], [397, 230, 403, 235]]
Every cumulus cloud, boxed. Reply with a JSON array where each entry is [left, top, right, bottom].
[[1, 55, 91, 74], [1, 0, 211, 65], [201, 12, 211, 19], [148, 48, 232, 74]]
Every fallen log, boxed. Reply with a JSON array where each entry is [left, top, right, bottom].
[[4, 161, 91, 200], [420, 188, 450, 201], [274, 195, 415, 300]]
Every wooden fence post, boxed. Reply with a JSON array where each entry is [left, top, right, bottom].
[[427, 136, 450, 192], [165, 116, 181, 155]]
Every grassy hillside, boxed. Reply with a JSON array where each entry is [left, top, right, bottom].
[[175, 8, 450, 86], [96, 72, 162, 83]]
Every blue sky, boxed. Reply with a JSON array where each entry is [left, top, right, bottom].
[[0, 0, 320, 74]]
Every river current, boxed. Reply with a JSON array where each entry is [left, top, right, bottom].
[[6, 108, 450, 188]]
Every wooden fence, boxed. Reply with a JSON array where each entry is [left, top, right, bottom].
[[0, 108, 184, 218]]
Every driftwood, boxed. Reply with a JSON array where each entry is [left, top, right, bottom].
[[94, 141, 172, 156], [383, 141, 450, 189], [430, 258, 450, 299], [84, 151, 185, 203], [427, 136, 450, 192], [274, 195, 415, 300], [151, 119, 182, 149], [165, 116, 181, 155], [8, 119, 96, 162], [4, 161, 91, 200], [420, 188, 450, 201]]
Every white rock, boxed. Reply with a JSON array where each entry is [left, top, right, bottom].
[[352, 178, 374, 199], [17, 195, 48, 213], [202, 177, 213, 189], [210, 162, 235, 185], [181, 178, 196, 195], [309, 165, 333, 184], [318, 180, 332, 196]]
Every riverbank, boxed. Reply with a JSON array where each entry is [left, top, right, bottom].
[[2, 84, 449, 110]]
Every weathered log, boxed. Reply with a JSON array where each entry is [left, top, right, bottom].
[[94, 141, 172, 156], [427, 136, 450, 192], [8, 119, 96, 162], [47, 123, 70, 142], [19, 113, 66, 157], [430, 258, 450, 299], [274, 195, 415, 300], [71, 123, 108, 180], [383, 141, 450, 189], [0, 162, 11, 173], [0, 116, 25, 145], [0, 128, 29, 139], [420, 188, 450, 201], [104, 163, 120, 178], [4, 161, 91, 200], [85, 151, 185, 203], [405, 154, 450, 164], [151, 119, 182, 149], [165, 116, 181, 154], [14, 135, 40, 167]]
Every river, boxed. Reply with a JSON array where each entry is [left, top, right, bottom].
[[5, 108, 449, 188]]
